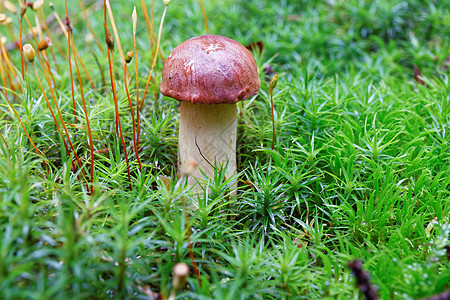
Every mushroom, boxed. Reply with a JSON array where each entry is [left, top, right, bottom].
[[161, 35, 260, 191]]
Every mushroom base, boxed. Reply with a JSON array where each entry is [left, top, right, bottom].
[[178, 101, 237, 194]]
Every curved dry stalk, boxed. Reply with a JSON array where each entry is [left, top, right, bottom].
[[199, 0, 209, 34], [105, 0, 124, 63], [140, 4, 169, 108], [0, 38, 19, 81]]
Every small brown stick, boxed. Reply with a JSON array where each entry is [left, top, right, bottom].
[[348, 260, 378, 300], [4, 14, 57, 52], [199, 0, 209, 34]]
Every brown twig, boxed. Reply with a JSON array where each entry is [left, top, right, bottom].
[[5, 14, 57, 52], [348, 260, 378, 300]]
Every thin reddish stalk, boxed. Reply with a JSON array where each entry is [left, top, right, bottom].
[[73, 43, 96, 90], [0, 40, 16, 93], [88, 43, 106, 87], [37, 56, 89, 188], [199, 0, 209, 34], [0, 54, 7, 97], [124, 64, 140, 168], [56, 8, 96, 91], [32, 64, 71, 156], [133, 27, 141, 168], [105, 0, 124, 63], [63, 2, 78, 124], [38, 9, 65, 69], [108, 49, 132, 189], [140, 5, 168, 108], [140, 0, 155, 50], [0, 131, 10, 154], [72, 33, 95, 195], [0, 39, 20, 85], [23, 15, 39, 43], [4, 94, 48, 172], [78, 0, 104, 52], [271, 93, 275, 150], [20, 16, 25, 80], [104, 1, 132, 189]]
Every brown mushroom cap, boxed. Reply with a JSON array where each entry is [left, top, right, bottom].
[[161, 35, 260, 104]]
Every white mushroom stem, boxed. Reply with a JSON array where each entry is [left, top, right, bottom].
[[178, 101, 237, 192]]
